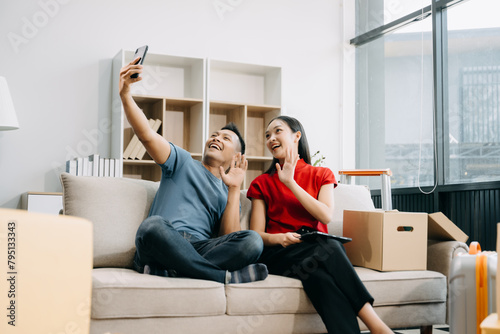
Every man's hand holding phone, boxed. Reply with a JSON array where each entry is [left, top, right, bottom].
[[119, 45, 148, 97], [130, 45, 148, 78]]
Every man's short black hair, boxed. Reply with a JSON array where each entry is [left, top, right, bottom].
[[222, 122, 245, 155]]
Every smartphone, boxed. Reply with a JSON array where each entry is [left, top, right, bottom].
[[130, 45, 148, 78]]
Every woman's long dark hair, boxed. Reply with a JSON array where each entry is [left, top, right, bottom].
[[265, 115, 311, 174]]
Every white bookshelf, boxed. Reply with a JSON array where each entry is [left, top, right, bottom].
[[111, 51, 281, 187]]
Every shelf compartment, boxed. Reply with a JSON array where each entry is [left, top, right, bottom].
[[209, 60, 281, 106], [208, 102, 245, 139], [246, 106, 280, 158], [245, 161, 273, 189], [123, 162, 161, 182], [125, 51, 205, 100], [164, 98, 204, 155]]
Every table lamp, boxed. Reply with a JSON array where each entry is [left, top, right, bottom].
[[0, 76, 19, 131]]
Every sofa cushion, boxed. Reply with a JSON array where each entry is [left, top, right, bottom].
[[225, 268, 446, 316], [60, 173, 159, 268], [330, 184, 376, 236], [92, 268, 226, 319], [226, 274, 316, 315], [355, 267, 447, 306]]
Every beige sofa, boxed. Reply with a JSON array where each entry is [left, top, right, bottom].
[[60, 172, 469, 334]]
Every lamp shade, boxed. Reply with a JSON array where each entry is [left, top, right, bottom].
[[0, 76, 19, 130]]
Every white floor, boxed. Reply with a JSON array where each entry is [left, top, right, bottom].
[[362, 325, 449, 333]]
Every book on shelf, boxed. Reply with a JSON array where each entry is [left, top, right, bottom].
[[109, 159, 115, 177], [128, 118, 155, 160], [133, 119, 162, 160], [104, 158, 110, 176], [122, 109, 145, 159], [76, 157, 83, 176], [123, 134, 140, 159], [99, 157, 105, 177], [114, 158, 121, 177], [82, 156, 91, 176], [65, 159, 77, 175], [65, 155, 122, 177], [124, 118, 161, 160], [88, 154, 100, 176]]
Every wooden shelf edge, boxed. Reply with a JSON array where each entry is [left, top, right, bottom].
[[210, 100, 280, 111], [123, 159, 157, 166], [246, 156, 274, 162], [123, 152, 203, 165], [132, 94, 203, 104], [338, 169, 393, 177]]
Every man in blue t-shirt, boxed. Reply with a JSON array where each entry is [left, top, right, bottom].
[[120, 57, 267, 284]]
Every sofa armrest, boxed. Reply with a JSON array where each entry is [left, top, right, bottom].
[[427, 240, 469, 278]]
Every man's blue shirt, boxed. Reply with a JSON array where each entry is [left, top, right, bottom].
[[148, 143, 228, 240]]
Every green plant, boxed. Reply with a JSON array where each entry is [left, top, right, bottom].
[[312, 150, 325, 167]]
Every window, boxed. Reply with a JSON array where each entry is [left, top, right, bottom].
[[445, 0, 500, 183], [353, 0, 500, 189]]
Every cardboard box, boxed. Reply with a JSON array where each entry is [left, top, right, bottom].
[[428, 212, 469, 243], [343, 210, 428, 271]]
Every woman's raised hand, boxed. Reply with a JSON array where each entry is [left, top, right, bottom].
[[276, 147, 299, 187]]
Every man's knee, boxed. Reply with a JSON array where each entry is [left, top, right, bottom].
[[138, 215, 161, 233], [243, 229, 263, 246], [239, 230, 264, 259], [136, 215, 170, 245]]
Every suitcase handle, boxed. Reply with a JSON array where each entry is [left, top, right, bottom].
[[469, 241, 481, 255]]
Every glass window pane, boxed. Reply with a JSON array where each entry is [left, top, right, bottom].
[[356, 18, 434, 189], [446, 0, 500, 184], [356, 0, 431, 36]]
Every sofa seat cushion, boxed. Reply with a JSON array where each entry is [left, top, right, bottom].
[[226, 269, 447, 316], [226, 274, 316, 315], [92, 269, 226, 319], [355, 267, 447, 306]]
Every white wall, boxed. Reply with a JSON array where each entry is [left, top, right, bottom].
[[0, 0, 346, 208]]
